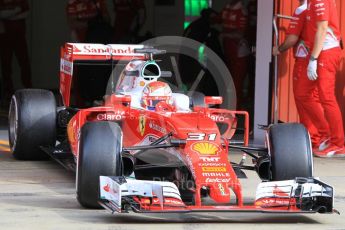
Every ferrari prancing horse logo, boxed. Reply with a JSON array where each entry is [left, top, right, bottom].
[[139, 115, 146, 136]]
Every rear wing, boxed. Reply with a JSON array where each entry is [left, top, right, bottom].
[[60, 43, 147, 106]]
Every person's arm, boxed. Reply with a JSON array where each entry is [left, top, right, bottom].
[[273, 3, 306, 56], [273, 34, 299, 56], [307, 0, 330, 80], [307, 20, 328, 80], [310, 20, 328, 59]]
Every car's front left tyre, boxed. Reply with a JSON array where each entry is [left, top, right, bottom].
[[77, 121, 123, 208]]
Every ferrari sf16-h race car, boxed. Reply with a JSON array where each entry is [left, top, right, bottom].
[[8, 43, 336, 215]]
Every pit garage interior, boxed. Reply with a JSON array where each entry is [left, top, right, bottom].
[[1, 0, 344, 143]]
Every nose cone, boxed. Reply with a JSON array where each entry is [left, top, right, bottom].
[[209, 183, 231, 203]]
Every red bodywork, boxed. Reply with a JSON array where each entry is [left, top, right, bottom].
[[60, 43, 308, 212], [67, 93, 249, 205]]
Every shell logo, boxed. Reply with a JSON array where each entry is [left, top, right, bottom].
[[192, 142, 220, 155]]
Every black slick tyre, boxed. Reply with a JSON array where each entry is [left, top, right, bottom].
[[77, 121, 123, 208], [8, 89, 56, 160], [268, 123, 313, 181]]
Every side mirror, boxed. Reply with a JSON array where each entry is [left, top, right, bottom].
[[204, 96, 223, 105], [160, 71, 173, 78]]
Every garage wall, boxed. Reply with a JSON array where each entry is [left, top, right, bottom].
[[274, 0, 299, 122], [253, 0, 273, 143]]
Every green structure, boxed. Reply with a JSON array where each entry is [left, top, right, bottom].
[[184, 0, 210, 29]]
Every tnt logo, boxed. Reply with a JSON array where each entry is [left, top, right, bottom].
[[200, 157, 220, 162]]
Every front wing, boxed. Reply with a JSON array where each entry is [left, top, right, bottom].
[[99, 176, 335, 214]]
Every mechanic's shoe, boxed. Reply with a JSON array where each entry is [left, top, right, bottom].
[[334, 147, 345, 157], [318, 138, 330, 151], [312, 137, 330, 152], [313, 145, 345, 158]]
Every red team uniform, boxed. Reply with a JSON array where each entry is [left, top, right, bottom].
[[66, 0, 108, 42], [0, 0, 32, 97], [286, 1, 329, 147], [303, 0, 344, 155], [220, 1, 250, 108]]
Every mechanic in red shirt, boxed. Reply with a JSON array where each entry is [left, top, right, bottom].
[[217, 0, 250, 109], [273, 0, 330, 151], [112, 0, 146, 43], [0, 0, 32, 100], [66, 0, 110, 42], [302, 0, 344, 157]]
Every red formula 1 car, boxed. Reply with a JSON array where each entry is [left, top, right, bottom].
[[8, 43, 335, 214]]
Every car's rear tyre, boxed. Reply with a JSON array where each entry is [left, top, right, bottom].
[[8, 89, 56, 160], [77, 121, 123, 208], [268, 123, 313, 181]]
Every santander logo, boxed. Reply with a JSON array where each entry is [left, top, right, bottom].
[[72, 44, 140, 55]]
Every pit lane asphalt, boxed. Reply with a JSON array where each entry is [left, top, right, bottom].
[[0, 117, 345, 230]]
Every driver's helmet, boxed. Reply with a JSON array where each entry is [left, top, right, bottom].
[[141, 81, 173, 110]]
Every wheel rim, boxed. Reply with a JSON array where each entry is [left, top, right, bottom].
[[9, 96, 18, 152]]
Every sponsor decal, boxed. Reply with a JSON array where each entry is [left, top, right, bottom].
[[103, 184, 110, 192], [205, 178, 231, 183], [255, 198, 293, 207], [60, 59, 73, 75], [202, 167, 226, 172], [102, 183, 118, 196], [199, 162, 227, 167], [200, 157, 221, 162], [202, 172, 230, 177], [208, 114, 226, 122], [192, 142, 220, 155], [149, 121, 167, 134], [153, 198, 184, 206], [218, 183, 226, 196], [72, 44, 144, 56], [139, 115, 146, 136], [273, 186, 290, 197], [73, 45, 82, 53], [97, 111, 125, 121]]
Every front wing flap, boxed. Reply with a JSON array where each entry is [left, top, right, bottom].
[[99, 176, 335, 214], [255, 177, 334, 213], [99, 176, 184, 213]]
